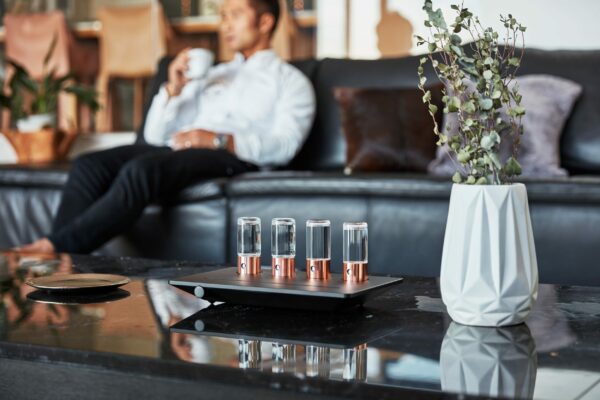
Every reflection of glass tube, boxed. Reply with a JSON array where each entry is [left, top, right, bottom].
[[343, 344, 368, 381], [306, 345, 330, 378], [343, 222, 369, 282], [272, 343, 296, 374], [237, 217, 261, 276], [271, 218, 296, 278], [238, 339, 262, 369], [306, 220, 331, 280]]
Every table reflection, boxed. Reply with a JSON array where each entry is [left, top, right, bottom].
[[440, 323, 537, 399], [0, 252, 73, 338]]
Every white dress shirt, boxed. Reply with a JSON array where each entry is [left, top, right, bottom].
[[144, 49, 316, 167]]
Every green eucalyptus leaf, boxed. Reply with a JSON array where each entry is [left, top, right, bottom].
[[450, 34, 462, 45], [480, 135, 494, 150], [479, 98, 493, 110], [452, 172, 463, 183], [508, 57, 520, 66], [448, 96, 461, 112], [504, 156, 523, 176], [488, 152, 502, 169], [461, 100, 476, 114], [457, 151, 471, 164], [422, 90, 432, 102], [450, 45, 463, 56]]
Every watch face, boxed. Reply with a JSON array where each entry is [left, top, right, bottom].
[[213, 134, 227, 149]]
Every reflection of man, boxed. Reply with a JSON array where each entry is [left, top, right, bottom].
[[20, 0, 315, 254]]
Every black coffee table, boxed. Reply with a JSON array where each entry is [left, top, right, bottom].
[[1, 251, 599, 400]]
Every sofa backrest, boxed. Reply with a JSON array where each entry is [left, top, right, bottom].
[[141, 49, 600, 175], [291, 49, 600, 174]]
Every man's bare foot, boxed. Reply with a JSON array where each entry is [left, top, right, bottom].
[[17, 238, 56, 254]]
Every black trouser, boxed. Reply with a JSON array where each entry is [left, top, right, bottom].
[[48, 144, 257, 254]]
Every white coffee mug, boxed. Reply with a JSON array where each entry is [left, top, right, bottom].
[[186, 48, 214, 80]]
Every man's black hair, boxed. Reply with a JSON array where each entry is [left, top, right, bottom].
[[250, 0, 281, 36]]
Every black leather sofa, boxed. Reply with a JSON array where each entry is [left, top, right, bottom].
[[2, 48, 600, 286]]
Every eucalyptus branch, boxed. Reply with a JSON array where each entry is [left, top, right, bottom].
[[416, 1, 526, 185]]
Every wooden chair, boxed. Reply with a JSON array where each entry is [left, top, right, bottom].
[[95, 2, 171, 132]]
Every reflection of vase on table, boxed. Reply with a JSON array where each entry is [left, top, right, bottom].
[[440, 322, 537, 399]]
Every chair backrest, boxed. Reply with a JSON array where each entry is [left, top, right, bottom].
[[98, 2, 168, 77], [3, 11, 71, 79]]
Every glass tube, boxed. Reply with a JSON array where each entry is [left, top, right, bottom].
[[237, 217, 261, 275], [343, 222, 368, 262], [271, 218, 296, 257], [238, 217, 261, 256], [306, 220, 331, 260], [343, 222, 368, 282], [238, 339, 262, 369], [306, 220, 331, 280], [271, 218, 296, 278], [306, 345, 331, 378], [343, 344, 368, 381]]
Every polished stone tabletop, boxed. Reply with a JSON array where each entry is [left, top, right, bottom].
[[1, 251, 599, 400]]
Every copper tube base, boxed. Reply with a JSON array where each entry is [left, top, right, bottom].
[[342, 262, 369, 283], [306, 259, 331, 280], [237, 255, 261, 276], [272, 257, 296, 278]]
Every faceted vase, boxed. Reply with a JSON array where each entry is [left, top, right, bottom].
[[440, 322, 537, 399], [440, 183, 539, 327]]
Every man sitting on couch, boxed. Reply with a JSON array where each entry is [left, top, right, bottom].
[[20, 0, 316, 254]]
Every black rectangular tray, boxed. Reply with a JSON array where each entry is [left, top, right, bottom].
[[170, 267, 403, 311]]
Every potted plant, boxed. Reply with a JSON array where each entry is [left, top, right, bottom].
[[0, 36, 99, 162], [416, 1, 538, 326]]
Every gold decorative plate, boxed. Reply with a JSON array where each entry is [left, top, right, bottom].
[[26, 273, 130, 292]]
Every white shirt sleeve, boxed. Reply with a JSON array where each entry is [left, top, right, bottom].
[[143, 82, 202, 146], [232, 68, 316, 166]]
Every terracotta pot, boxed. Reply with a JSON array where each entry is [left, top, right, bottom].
[[2, 128, 76, 163]]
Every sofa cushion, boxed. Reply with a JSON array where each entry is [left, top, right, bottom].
[[515, 48, 600, 174], [289, 55, 440, 171], [429, 74, 583, 179], [334, 85, 442, 174]]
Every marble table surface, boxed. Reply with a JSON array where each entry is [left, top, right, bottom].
[[1, 251, 599, 400]]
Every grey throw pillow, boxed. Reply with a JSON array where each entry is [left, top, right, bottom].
[[428, 75, 583, 178]]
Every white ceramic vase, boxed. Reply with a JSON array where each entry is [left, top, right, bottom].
[[440, 322, 537, 399], [440, 183, 539, 327]]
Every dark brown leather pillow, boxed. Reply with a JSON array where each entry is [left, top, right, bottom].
[[334, 85, 444, 174]]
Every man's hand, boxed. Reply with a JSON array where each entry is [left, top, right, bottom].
[[171, 130, 235, 153], [166, 48, 192, 98]]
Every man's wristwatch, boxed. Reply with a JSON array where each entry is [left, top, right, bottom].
[[212, 133, 229, 150]]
